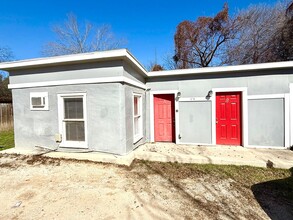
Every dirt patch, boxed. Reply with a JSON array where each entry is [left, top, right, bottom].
[[0, 154, 291, 219]]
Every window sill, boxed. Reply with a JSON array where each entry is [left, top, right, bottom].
[[133, 135, 143, 144]]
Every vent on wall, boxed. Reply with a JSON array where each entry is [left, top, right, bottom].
[[30, 92, 49, 111]]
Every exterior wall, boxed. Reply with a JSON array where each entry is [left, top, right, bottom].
[[248, 98, 284, 146], [12, 83, 128, 155], [124, 85, 146, 153], [146, 70, 293, 148], [179, 101, 212, 144], [9, 60, 124, 84], [147, 70, 291, 95], [8, 57, 293, 153], [123, 61, 146, 84]]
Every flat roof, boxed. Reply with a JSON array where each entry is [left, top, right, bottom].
[[0, 49, 148, 77], [1, 49, 293, 78]]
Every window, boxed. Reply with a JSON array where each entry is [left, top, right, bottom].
[[133, 94, 143, 143], [30, 92, 49, 110], [58, 93, 87, 148]]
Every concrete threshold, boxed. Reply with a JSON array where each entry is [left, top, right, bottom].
[[1, 144, 293, 169]]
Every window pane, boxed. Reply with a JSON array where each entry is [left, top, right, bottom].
[[134, 96, 138, 116], [134, 117, 139, 136], [64, 98, 83, 119], [65, 121, 85, 141]]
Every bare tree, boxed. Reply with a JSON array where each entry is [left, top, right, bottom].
[[0, 46, 13, 79], [0, 46, 13, 102], [42, 13, 127, 56], [269, 1, 293, 61], [162, 52, 179, 70], [0, 76, 12, 102], [223, 2, 287, 65], [173, 4, 232, 68], [0, 46, 13, 62]]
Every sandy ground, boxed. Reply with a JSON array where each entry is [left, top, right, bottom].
[[0, 153, 280, 219]]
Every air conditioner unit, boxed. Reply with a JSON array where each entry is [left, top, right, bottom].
[[31, 97, 46, 109]]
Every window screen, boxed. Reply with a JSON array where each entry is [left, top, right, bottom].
[[64, 98, 83, 119]]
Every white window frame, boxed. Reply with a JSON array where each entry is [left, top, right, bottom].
[[57, 93, 88, 148], [30, 92, 49, 111], [133, 93, 143, 143]]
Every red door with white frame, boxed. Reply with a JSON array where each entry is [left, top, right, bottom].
[[216, 92, 242, 145], [154, 94, 175, 142]]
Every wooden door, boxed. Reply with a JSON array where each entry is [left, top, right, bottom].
[[216, 92, 242, 145], [154, 94, 175, 142]]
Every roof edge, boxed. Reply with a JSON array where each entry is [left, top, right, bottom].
[[148, 61, 293, 77], [0, 49, 148, 76]]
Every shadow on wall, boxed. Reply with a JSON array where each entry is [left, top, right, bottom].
[[251, 167, 293, 220]]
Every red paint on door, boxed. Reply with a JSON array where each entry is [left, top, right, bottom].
[[154, 94, 175, 142], [216, 92, 242, 145]]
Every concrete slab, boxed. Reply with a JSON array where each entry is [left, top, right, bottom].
[[1, 143, 293, 169], [0, 148, 134, 166], [133, 143, 293, 169]]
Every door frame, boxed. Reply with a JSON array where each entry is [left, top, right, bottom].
[[211, 87, 248, 147], [150, 90, 179, 143]]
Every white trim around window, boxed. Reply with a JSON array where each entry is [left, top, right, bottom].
[[57, 93, 88, 148], [287, 83, 293, 147], [133, 93, 143, 143]]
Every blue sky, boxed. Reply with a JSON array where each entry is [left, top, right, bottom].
[[0, 0, 279, 67]]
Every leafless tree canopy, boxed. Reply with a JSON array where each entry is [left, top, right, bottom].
[[173, 4, 232, 68], [223, 2, 288, 65], [0, 46, 13, 62], [42, 13, 127, 56], [170, 1, 292, 70], [0, 46, 13, 101]]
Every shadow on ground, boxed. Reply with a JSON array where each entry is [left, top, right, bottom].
[[251, 167, 293, 220]]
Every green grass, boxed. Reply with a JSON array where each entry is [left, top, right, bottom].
[[0, 129, 14, 151]]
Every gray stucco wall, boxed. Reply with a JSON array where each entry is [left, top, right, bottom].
[[179, 101, 212, 144], [147, 72, 292, 96], [248, 98, 284, 146], [9, 60, 293, 152], [12, 83, 128, 155], [124, 85, 146, 153], [146, 70, 292, 147], [9, 60, 124, 84], [123, 61, 146, 84]]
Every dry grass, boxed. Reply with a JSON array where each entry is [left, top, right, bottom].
[[0, 155, 292, 219]]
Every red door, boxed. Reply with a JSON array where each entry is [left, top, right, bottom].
[[216, 92, 242, 145], [154, 94, 175, 142]]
